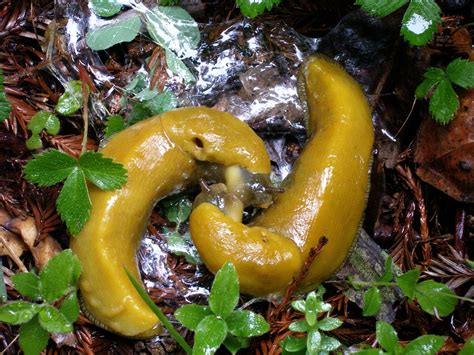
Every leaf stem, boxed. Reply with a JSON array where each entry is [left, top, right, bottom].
[[124, 268, 193, 355]]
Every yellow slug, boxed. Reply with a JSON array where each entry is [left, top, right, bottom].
[[189, 55, 374, 296], [70, 107, 270, 338]]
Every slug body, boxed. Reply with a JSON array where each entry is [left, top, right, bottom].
[[190, 55, 374, 296], [70, 107, 270, 338]]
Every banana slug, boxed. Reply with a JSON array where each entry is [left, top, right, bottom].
[[70, 107, 270, 338], [189, 55, 374, 296]]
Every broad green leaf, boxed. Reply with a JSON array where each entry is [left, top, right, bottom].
[[79, 151, 127, 190], [209, 262, 239, 318], [27, 111, 60, 135], [446, 58, 474, 89], [193, 315, 227, 355], [161, 195, 192, 224], [429, 79, 459, 124], [236, 0, 283, 18], [362, 287, 381, 316], [11, 272, 41, 300], [355, 0, 408, 17], [144, 6, 200, 57], [60, 292, 80, 323], [400, 0, 442, 46], [166, 49, 195, 83], [415, 77, 440, 99], [19, 316, 49, 355], [0, 301, 42, 324], [459, 339, 474, 355], [226, 310, 269, 337], [320, 334, 342, 352], [396, 269, 420, 300], [414, 280, 457, 316], [174, 304, 212, 331], [307, 328, 322, 354], [38, 305, 73, 333], [23, 150, 77, 186], [223, 335, 250, 355], [403, 335, 445, 355], [56, 168, 91, 235], [355, 349, 384, 355], [104, 115, 126, 138], [376, 321, 399, 352], [26, 135, 43, 150], [90, 0, 122, 17], [305, 291, 318, 326], [39, 250, 77, 302], [291, 299, 306, 313], [317, 317, 343, 331], [379, 256, 394, 282], [424, 67, 446, 81], [56, 80, 88, 116], [280, 335, 307, 352], [167, 232, 201, 264], [86, 15, 141, 51], [289, 320, 310, 333]]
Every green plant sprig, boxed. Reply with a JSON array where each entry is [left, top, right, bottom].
[[0, 68, 12, 123]]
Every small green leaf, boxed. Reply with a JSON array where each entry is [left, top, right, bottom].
[[209, 262, 239, 318], [317, 317, 343, 331], [11, 272, 41, 300], [429, 79, 459, 124], [414, 280, 457, 316], [167, 232, 201, 264], [288, 320, 310, 333], [60, 292, 80, 323], [362, 287, 381, 316], [86, 15, 141, 51], [376, 321, 399, 352], [56, 80, 88, 116], [236, 0, 283, 18], [26, 135, 43, 150], [143, 89, 178, 115], [459, 339, 474, 355], [305, 291, 318, 326], [280, 335, 307, 352], [307, 328, 322, 354], [27, 111, 60, 135], [104, 115, 126, 138], [0, 301, 42, 324], [291, 300, 306, 313], [320, 334, 342, 352], [79, 151, 127, 190], [446, 58, 474, 89], [90, 0, 122, 17], [354, 349, 384, 355], [379, 256, 394, 282], [0, 69, 12, 123], [396, 269, 420, 300], [23, 150, 77, 186], [226, 310, 269, 337], [125, 73, 148, 94], [166, 49, 195, 83], [56, 168, 91, 235], [38, 305, 73, 333], [19, 316, 49, 355], [161, 195, 192, 224], [355, 0, 408, 17], [223, 335, 250, 355], [400, 0, 442, 46], [128, 102, 151, 125], [39, 250, 78, 302], [403, 335, 445, 355], [193, 315, 227, 355], [174, 304, 213, 331]]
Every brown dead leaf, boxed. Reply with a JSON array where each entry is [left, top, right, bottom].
[[415, 90, 474, 203]]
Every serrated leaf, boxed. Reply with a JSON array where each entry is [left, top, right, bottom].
[[174, 304, 212, 331], [307, 328, 322, 354], [291, 300, 306, 313], [0, 69, 12, 123], [39, 250, 77, 302], [376, 321, 399, 352], [280, 335, 307, 352], [223, 335, 250, 355], [86, 15, 141, 51], [144, 6, 200, 58], [193, 315, 227, 355], [226, 310, 269, 337], [362, 287, 381, 316], [317, 317, 343, 331], [400, 0, 442, 46], [19, 316, 49, 355], [56, 80, 88, 116], [90, 0, 122, 17], [355, 0, 408, 17], [0, 301, 42, 324], [320, 334, 342, 352], [38, 305, 73, 333], [166, 49, 195, 83], [60, 292, 80, 323], [236, 0, 283, 18], [209, 262, 239, 318], [27, 111, 60, 135], [459, 339, 474, 355], [379, 256, 394, 282], [104, 115, 126, 138], [403, 335, 445, 355], [11, 272, 41, 300], [396, 268, 420, 300], [26, 135, 43, 150], [56, 168, 91, 235], [429, 79, 459, 124], [289, 320, 310, 333], [79, 151, 127, 190], [414, 280, 457, 316], [446, 58, 474, 89], [23, 150, 77, 186], [305, 291, 318, 326]]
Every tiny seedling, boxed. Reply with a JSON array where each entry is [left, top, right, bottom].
[[280, 286, 343, 354], [236, 0, 283, 18], [26, 111, 61, 150], [0, 68, 11, 123], [0, 250, 81, 355], [56, 80, 89, 116]]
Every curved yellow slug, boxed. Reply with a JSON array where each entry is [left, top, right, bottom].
[[189, 55, 374, 296], [70, 107, 270, 338]]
